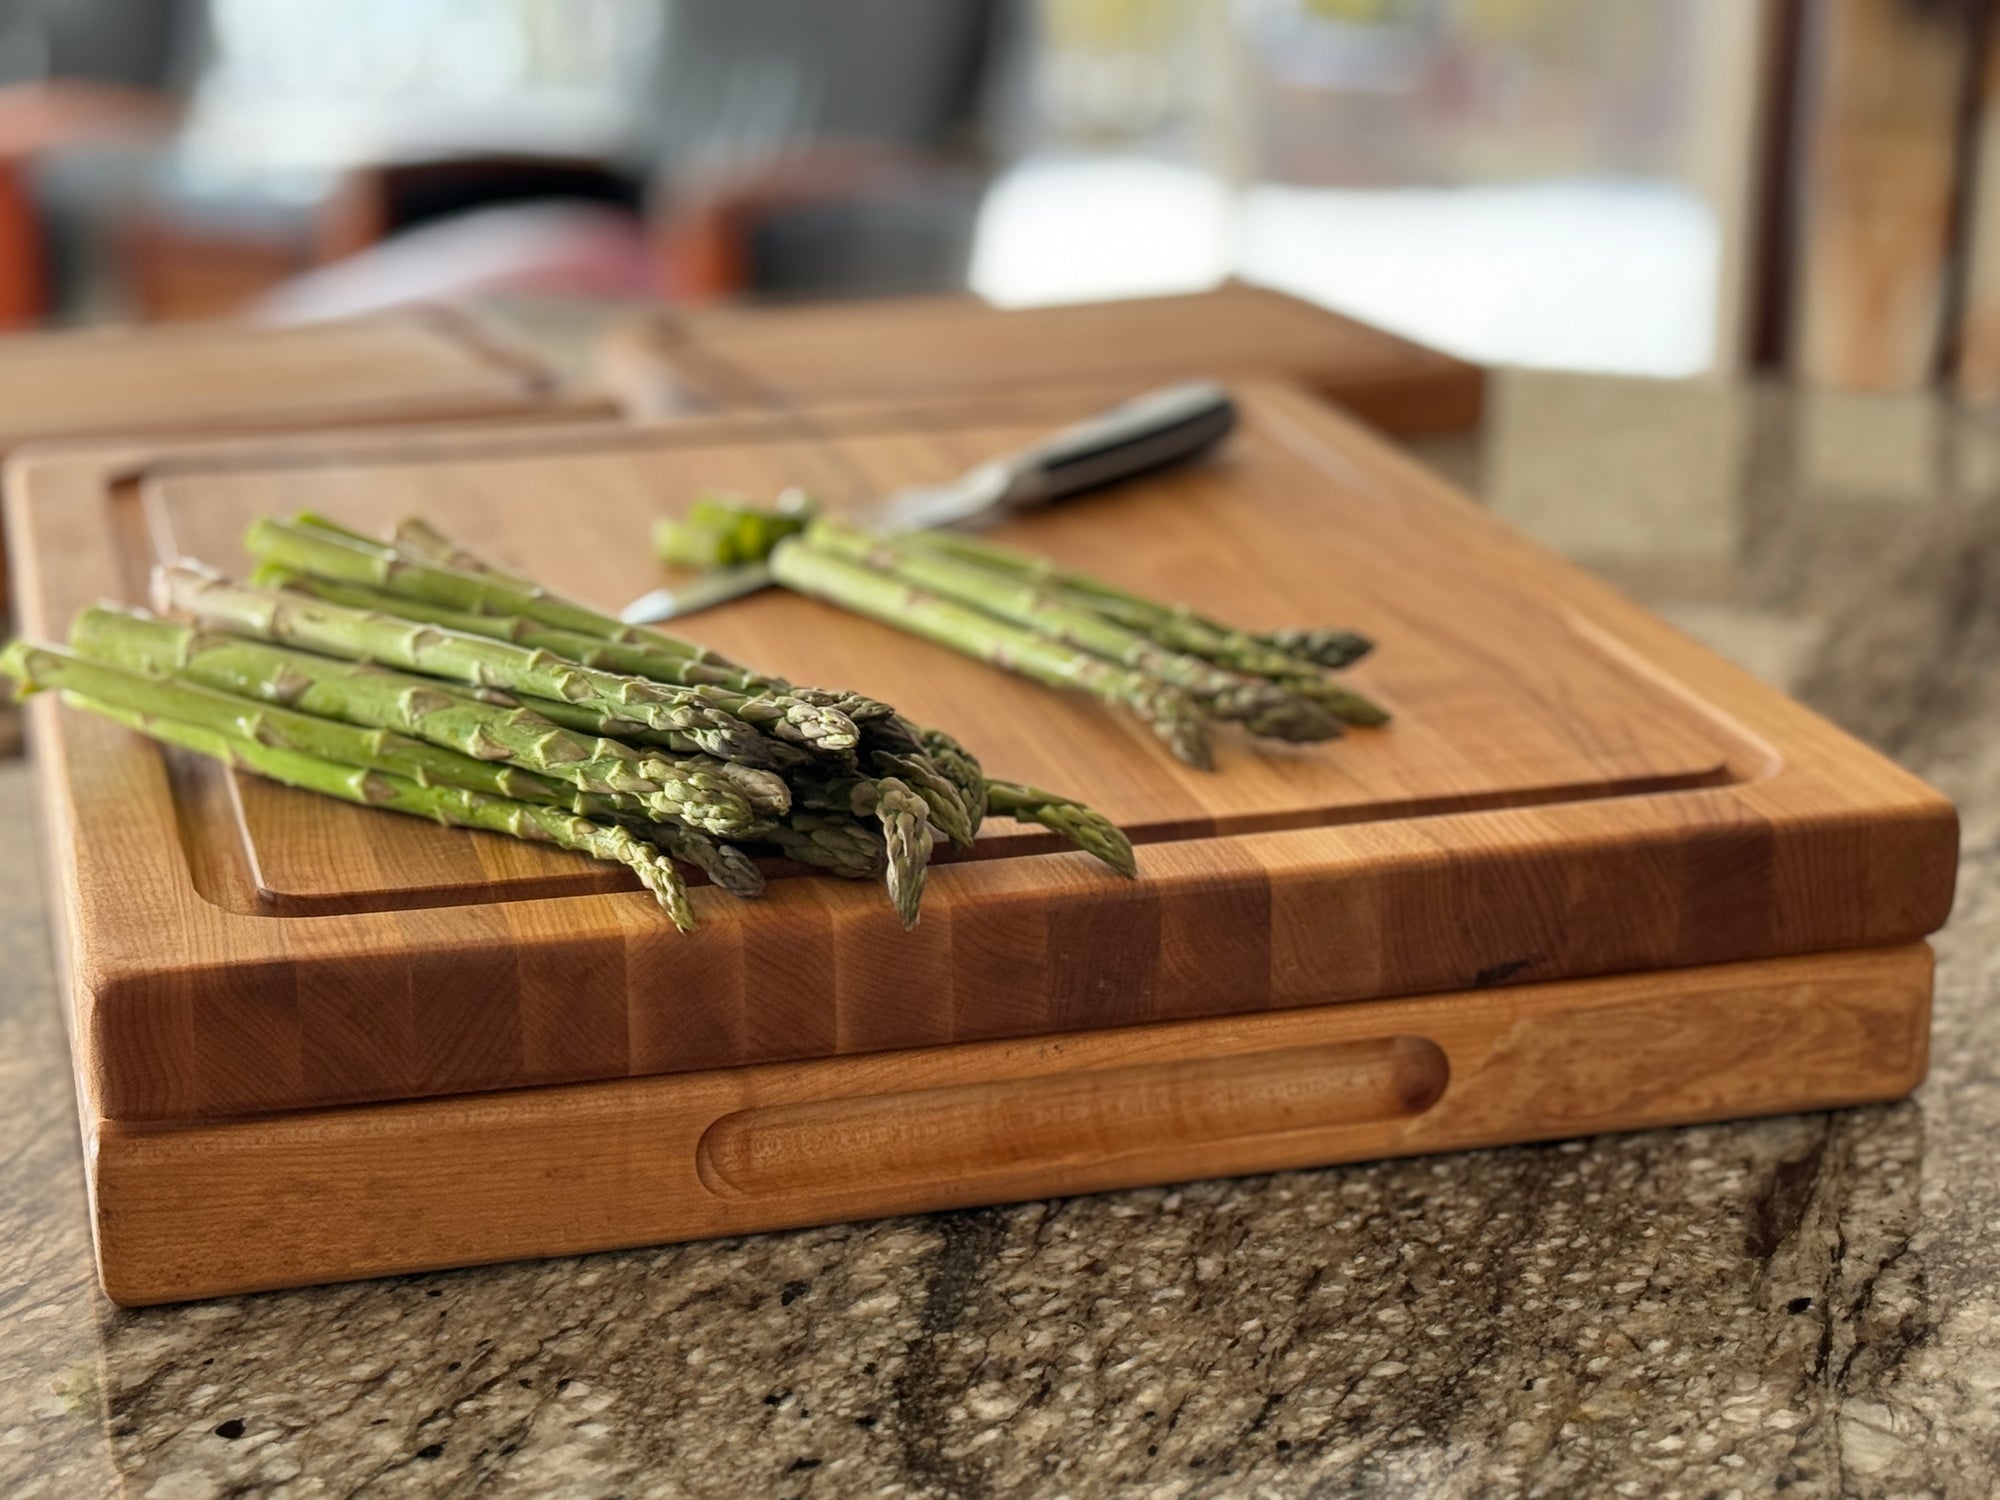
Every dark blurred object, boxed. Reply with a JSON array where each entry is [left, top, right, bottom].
[[641, 0, 1001, 163], [318, 155, 643, 262], [0, 0, 205, 320], [0, 0, 203, 91], [654, 143, 983, 300], [639, 0, 1005, 299]]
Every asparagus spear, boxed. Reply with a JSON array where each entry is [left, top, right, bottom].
[[1258, 626, 1374, 670], [808, 520, 1341, 742], [390, 515, 534, 586], [901, 528, 1384, 692], [501, 689, 805, 774], [784, 769, 936, 924], [275, 522, 904, 746], [253, 564, 862, 755], [355, 519, 947, 799], [154, 564, 791, 769], [3, 639, 588, 807], [383, 520, 901, 733], [985, 780, 1136, 878], [46, 685, 695, 929], [765, 813, 887, 881], [856, 775, 932, 928], [650, 825, 767, 900], [868, 749, 975, 848], [918, 725, 987, 840], [249, 516, 741, 664], [72, 607, 760, 835], [769, 538, 1213, 769]]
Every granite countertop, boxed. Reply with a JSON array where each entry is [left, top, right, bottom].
[[4, 370, 1999, 1499]]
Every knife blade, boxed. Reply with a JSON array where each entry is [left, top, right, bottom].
[[619, 380, 1236, 625]]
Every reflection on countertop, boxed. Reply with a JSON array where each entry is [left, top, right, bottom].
[[4, 367, 1999, 1498]]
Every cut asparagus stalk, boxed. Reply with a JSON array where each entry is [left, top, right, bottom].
[[808, 520, 1342, 741], [653, 489, 816, 569], [985, 779, 1137, 878], [770, 538, 1213, 770], [49, 687, 694, 929], [72, 607, 760, 835], [154, 564, 792, 769]]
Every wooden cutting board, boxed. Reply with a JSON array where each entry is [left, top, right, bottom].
[[10, 383, 1957, 1134], [599, 284, 1484, 435], [91, 944, 1934, 1303], [0, 305, 592, 609]]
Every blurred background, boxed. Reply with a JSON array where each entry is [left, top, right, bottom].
[[0, 0, 1986, 393]]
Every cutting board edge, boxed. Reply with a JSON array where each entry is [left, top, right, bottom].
[[63, 772, 1957, 1124]]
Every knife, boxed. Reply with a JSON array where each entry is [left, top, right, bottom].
[[619, 379, 1237, 624]]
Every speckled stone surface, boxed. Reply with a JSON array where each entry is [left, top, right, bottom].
[[4, 371, 1999, 1498]]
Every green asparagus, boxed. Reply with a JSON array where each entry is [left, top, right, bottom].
[[53, 687, 695, 929], [3, 639, 584, 807], [72, 606, 761, 835], [769, 538, 1213, 769], [155, 563, 791, 768], [901, 529, 1383, 692], [24, 509, 1138, 932], [807, 520, 1342, 741], [985, 779, 1136, 878], [253, 564, 862, 754]]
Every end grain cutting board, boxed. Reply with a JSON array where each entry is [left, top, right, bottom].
[[12, 383, 1956, 1130], [599, 284, 1484, 435]]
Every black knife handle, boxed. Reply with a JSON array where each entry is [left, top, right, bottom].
[[994, 380, 1238, 508]]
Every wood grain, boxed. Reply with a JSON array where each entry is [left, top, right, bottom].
[[10, 384, 1959, 1125], [85, 942, 1934, 1305], [599, 284, 1485, 435], [0, 305, 590, 609]]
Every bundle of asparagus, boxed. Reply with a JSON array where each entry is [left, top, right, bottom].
[[753, 518, 1389, 770], [0, 515, 1135, 932]]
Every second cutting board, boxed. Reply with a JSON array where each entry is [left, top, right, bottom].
[[600, 284, 1484, 434]]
